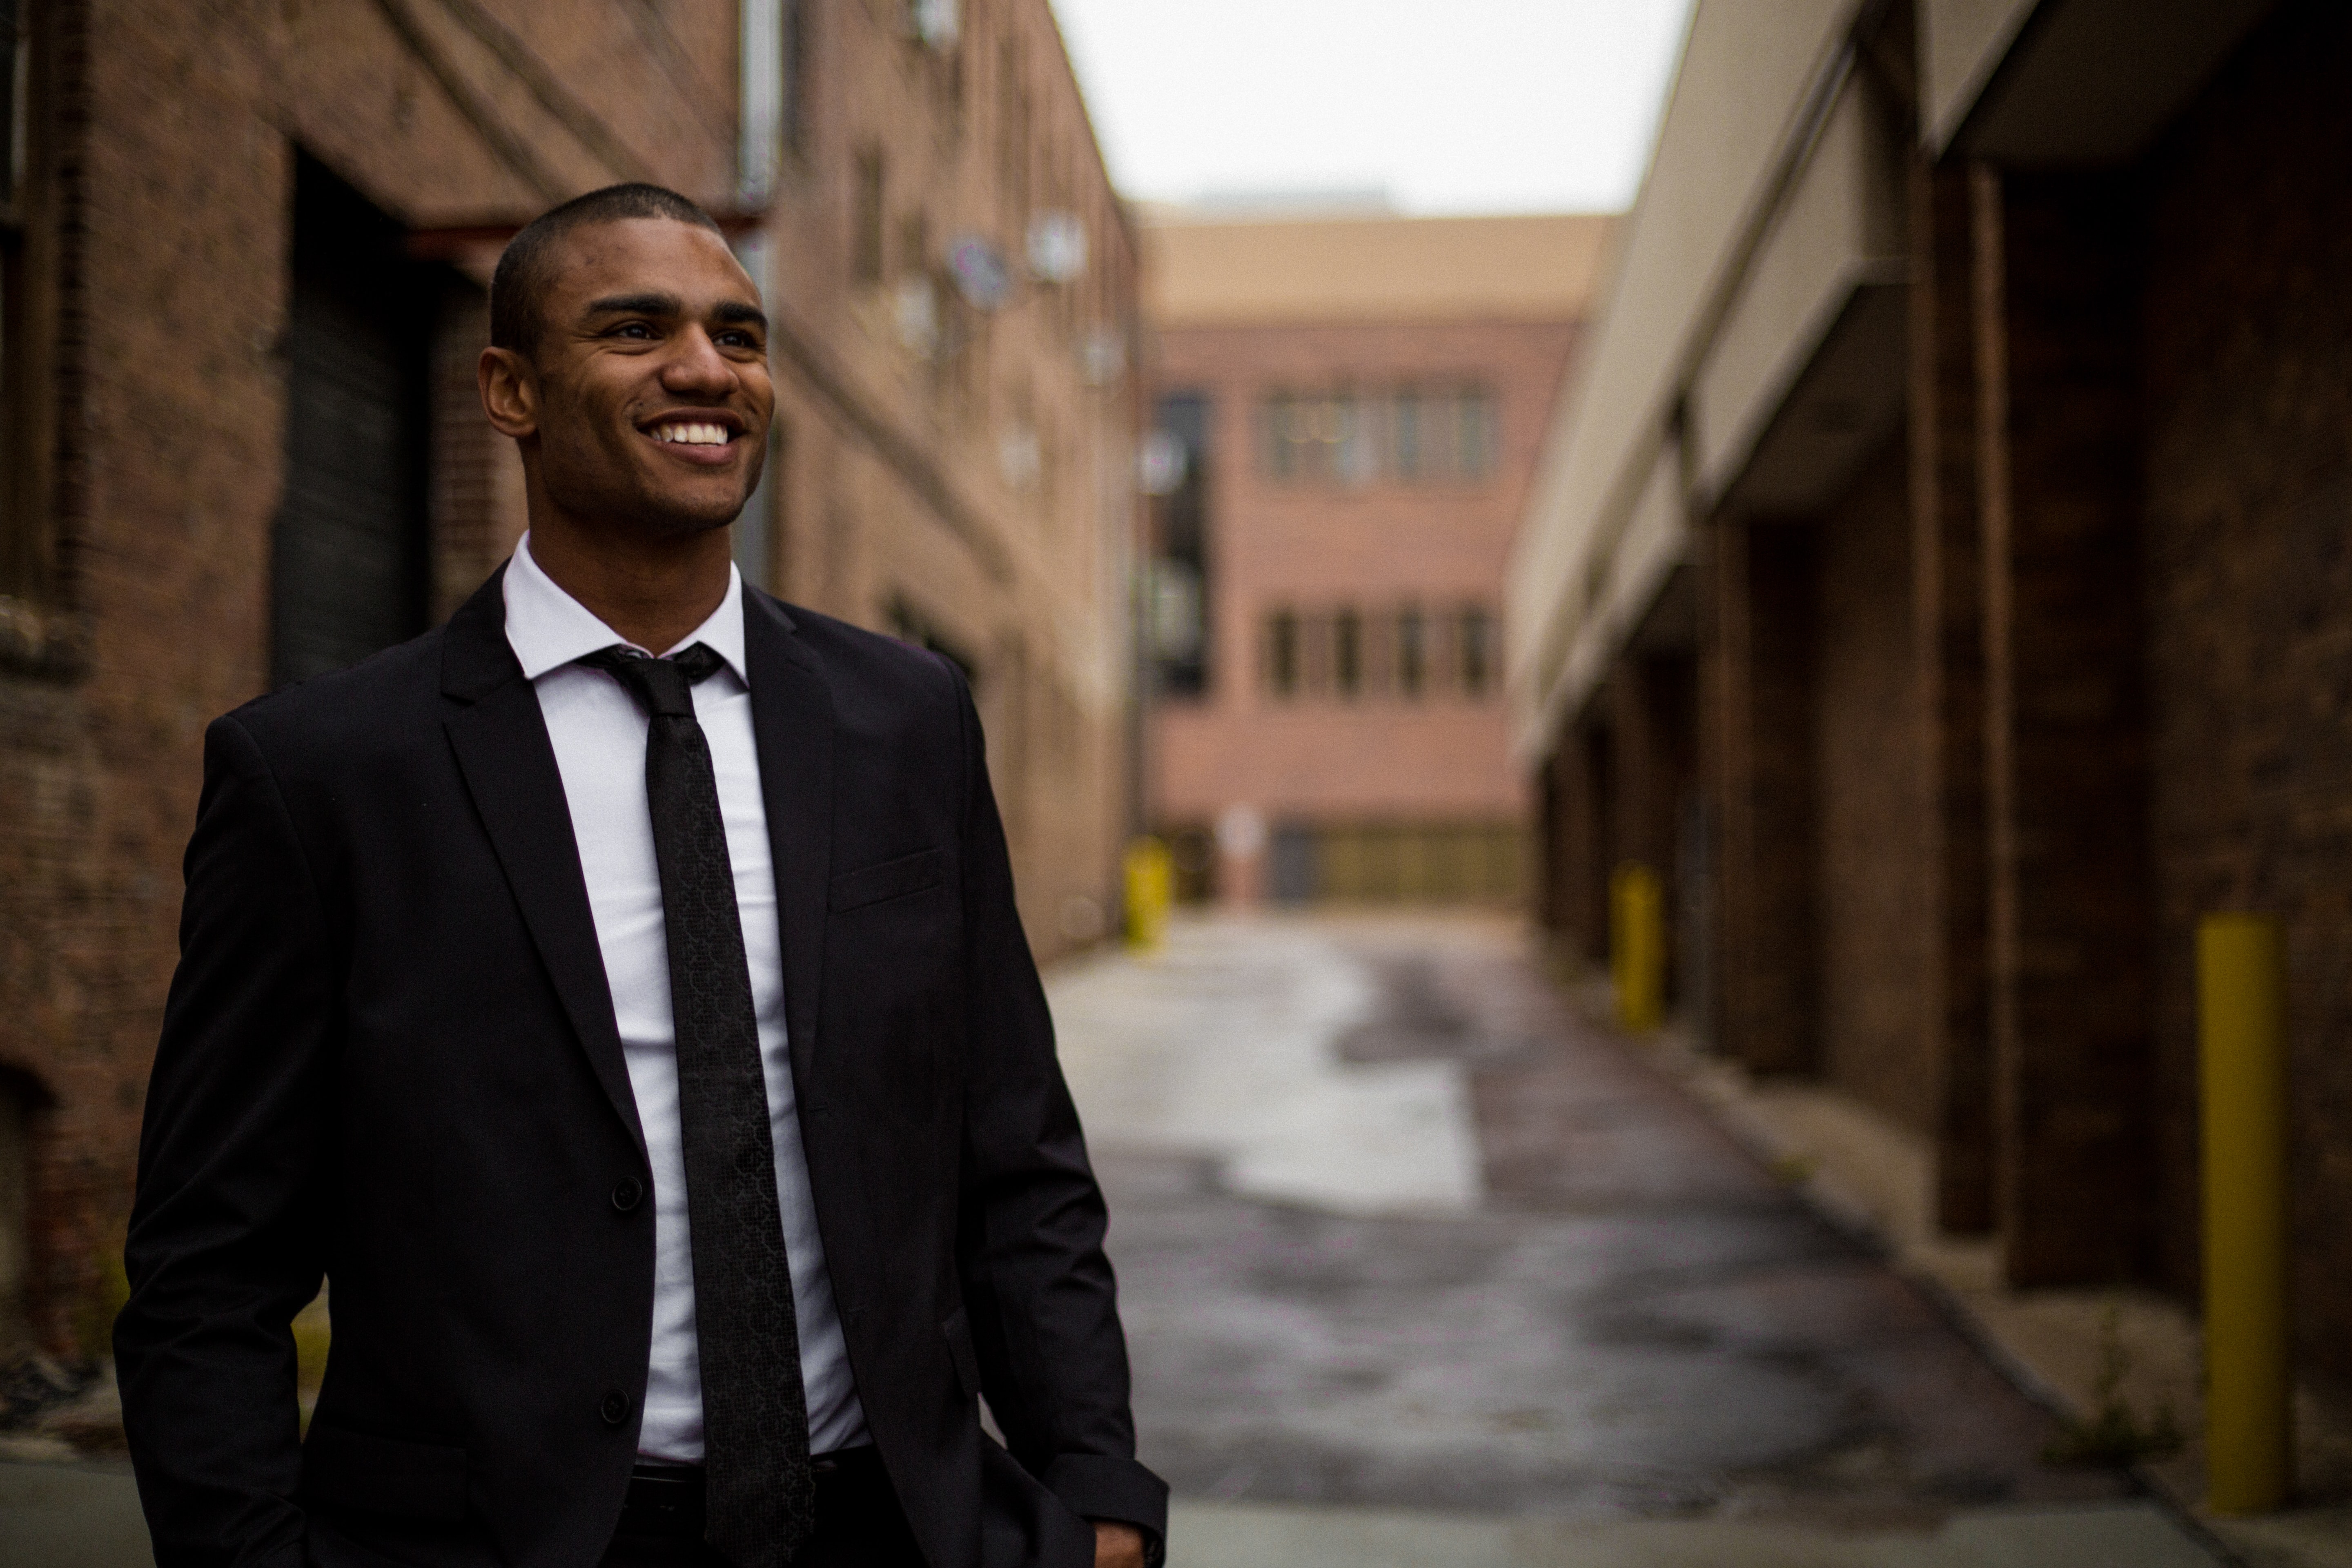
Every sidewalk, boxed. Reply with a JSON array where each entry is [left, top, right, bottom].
[[1172, 1496, 2219, 1567], [0, 1460, 147, 1568], [1564, 969, 2352, 1568]]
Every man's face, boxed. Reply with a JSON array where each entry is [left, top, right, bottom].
[[510, 218, 773, 538]]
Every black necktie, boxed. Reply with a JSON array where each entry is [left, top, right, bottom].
[[580, 643, 814, 1568]]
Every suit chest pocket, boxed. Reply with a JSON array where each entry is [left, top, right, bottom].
[[828, 848, 944, 913]]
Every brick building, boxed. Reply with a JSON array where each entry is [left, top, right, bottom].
[[0, 0, 1137, 1358], [1143, 211, 1608, 904], [1510, 0, 2352, 1399]]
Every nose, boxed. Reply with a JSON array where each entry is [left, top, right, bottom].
[[659, 325, 736, 396]]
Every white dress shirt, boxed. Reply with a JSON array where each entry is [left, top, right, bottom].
[[502, 533, 867, 1462]]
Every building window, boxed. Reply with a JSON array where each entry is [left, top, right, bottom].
[[2, 1, 27, 205], [1265, 392, 1372, 486], [782, 0, 811, 158], [1263, 384, 1495, 487], [1264, 609, 1298, 699], [1395, 606, 1425, 698], [1149, 393, 1211, 698], [1457, 389, 1497, 480], [733, 414, 786, 595], [910, 0, 958, 49], [1336, 402, 1376, 484], [1332, 608, 1361, 699], [1458, 605, 1494, 698], [0, 0, 41, 599], [1298, 611, 1332, 695], [852, 148, 886, 284], [997, 38, 1028, 220], [1396, 387, 1495, 483], [1252, 601, 1499, 704]]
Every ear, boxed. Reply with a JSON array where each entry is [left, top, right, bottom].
[[479, 346, 540, 439]]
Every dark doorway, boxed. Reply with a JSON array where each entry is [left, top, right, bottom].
[[1267, 823, 1317, 904], [0, 1065, 43, 1356], [271, 154, 436, 687]]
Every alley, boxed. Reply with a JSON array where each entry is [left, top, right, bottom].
[[1051, 915, 2220, 1566]]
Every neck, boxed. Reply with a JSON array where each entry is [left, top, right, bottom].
[[525, 510, 736, 655]]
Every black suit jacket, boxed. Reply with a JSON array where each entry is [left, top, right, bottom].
[[116, 570, 1166, 1568]]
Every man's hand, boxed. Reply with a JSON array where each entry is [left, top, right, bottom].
[[1093, 1520, 1148, 1568]]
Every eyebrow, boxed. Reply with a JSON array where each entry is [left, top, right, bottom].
[[583, 291, 681, 318], [581, 292, 766, 332]]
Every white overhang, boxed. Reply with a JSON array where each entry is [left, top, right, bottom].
[[1508, 0, 1906, 760], [1688, 75, 1907, 520]]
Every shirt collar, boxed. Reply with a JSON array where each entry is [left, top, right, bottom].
[[502, 531, 749, 687]]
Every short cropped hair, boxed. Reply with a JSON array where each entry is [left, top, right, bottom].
[[490, 183, 725, 357]]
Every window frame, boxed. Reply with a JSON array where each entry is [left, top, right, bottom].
[[0, 0, 56, 613]]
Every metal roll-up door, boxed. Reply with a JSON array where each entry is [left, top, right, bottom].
[[270, 155, 431, 688]]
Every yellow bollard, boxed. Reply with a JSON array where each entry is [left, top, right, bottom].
[[2197, 912, 2293, 1515], [1611, 862, 1665, 1034], [1123, 837, 1172, 952]]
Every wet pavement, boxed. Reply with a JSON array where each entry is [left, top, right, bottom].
[[1050, 914, 2216, 1565], [0, 912, 2223, 1568]]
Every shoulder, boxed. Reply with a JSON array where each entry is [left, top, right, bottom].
[[212, 627, 450, 771], [751, 589, 966, 718]]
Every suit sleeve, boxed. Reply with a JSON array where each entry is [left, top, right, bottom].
[[116, 714, 338, 1568], [943, 662, 1169, 1557]]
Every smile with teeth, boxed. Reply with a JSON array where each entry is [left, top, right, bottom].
[[650, 421, 733, 446]]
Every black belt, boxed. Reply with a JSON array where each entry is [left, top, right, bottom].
[[620, 1447, 886, 1540]]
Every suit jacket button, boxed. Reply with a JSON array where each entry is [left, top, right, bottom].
[[601, 1390, 633, 1425], [611, 1177, 644, 1212]]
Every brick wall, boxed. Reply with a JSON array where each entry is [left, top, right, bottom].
[[2138, 0, 2352, 1388], [1535, 0, 2352, 1355], [1538, 720, 1612, 964], [1813, 439, 1931, 1133], [0, 0, 297, 1351], [1980, 166, 2157, 1288], [759, 0, 1141, 957], [1908, 158, 1994, 1235], [1608, 654, 1692, 891], [1702, 514, 1819, 1076], [0, 0, 1136, 1351]]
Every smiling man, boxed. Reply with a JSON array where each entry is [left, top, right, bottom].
[[115, 185, 1165, 1568]]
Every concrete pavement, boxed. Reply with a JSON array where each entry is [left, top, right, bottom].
[[1, 912, 2232, 1568], [1049, 919, 1481, 1216], [0, 1460, 148, 1568], [1053, 913, 2226, 1565], [1169, 1497, 2219, 1567]]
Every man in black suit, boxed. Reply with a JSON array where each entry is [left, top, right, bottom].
[[115, 184, 1164, 1568]]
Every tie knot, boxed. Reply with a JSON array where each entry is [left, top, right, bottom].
[[579, 643, 725, 718]]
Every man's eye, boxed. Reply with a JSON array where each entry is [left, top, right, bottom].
[[613, 322, 656, 340]]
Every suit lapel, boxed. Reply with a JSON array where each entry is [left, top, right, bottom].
[[440, 569, 646, 1154], [744, 588, 835, 1089]]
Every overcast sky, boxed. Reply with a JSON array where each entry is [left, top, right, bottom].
[[1047, 0, 1699, 215]]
